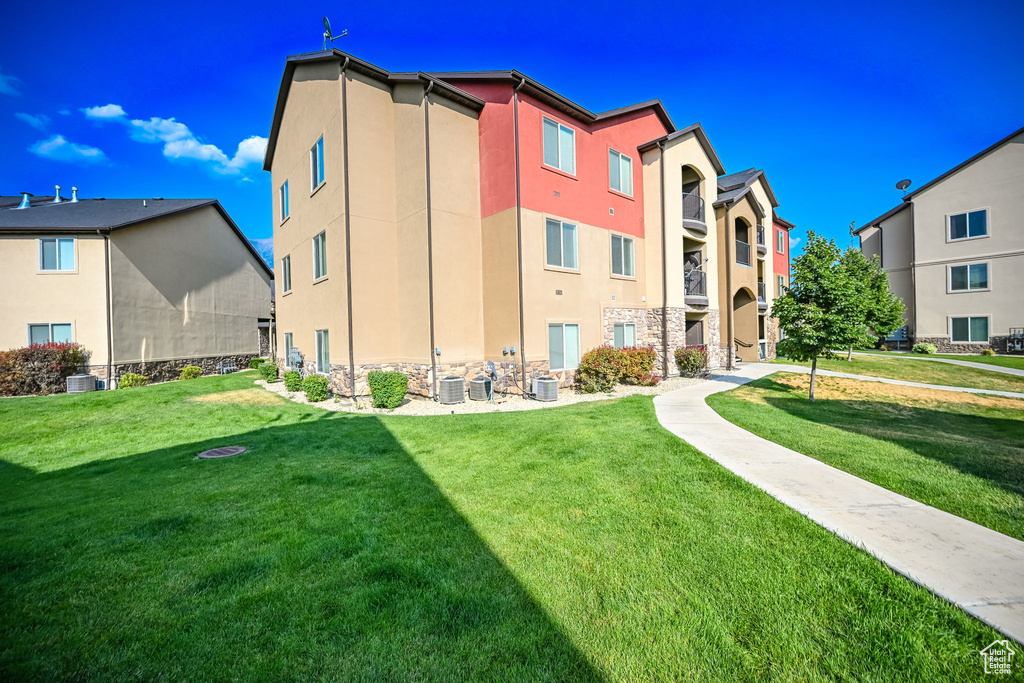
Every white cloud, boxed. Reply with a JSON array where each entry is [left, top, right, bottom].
[[0, 68, 20, 96], [163, 136, 231, 166], [790, 236, 802, 248], [227, 136, 268, 170], [82, 103, 127, 119], [130, 116, 191, 143], [28, 135, 107, 164], [15, 112, 50, 129]]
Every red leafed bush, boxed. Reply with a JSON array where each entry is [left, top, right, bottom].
[[675, 345, 709, 378], [574, 345, 626, 393], [0, 342, 89, 396], [620, 346, 657, 385]]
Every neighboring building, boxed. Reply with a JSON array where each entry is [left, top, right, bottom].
[[856, 126, 1024, 352], [263, 49, 784, 397], [0, 193, 274, 387]]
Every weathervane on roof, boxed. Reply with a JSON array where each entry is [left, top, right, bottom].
[[896, 178, 912, 196], [323, 16, 347, 50]]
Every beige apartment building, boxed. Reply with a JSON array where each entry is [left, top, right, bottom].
[[857, 126, 1024, 352], [264, 49, 785, 397], [0, 194, 274, 387]]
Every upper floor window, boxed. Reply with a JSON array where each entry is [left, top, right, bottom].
[[609, 149, 633, 196], [545, 218, 577, 270], [282, 254, 292, 293], [777, 274, 786, 297], [948, 209, 986, 241], [776, 229, 785, 253], [312, 231, 327, 280], [611, 234, 635, 277], [39, 237, 75, 271], [613, 323, 636, 349], [949, 263, 988, 291], [280, 181, 289, 221], [29, 322, 72, 345], [310, 136, 325, 190], [542, 117, 575, 175]]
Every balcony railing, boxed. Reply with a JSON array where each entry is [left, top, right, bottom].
[[757, 281, 766, 301], [685, 270, 706, 297], [756, 224, 766, 246], [682, 193, 705, 224], [736, 240, 751, 266]]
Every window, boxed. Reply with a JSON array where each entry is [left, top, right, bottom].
[[310, 136, 325, 190], [777, 274, 786, 297], [613, 323, 636, 349], [545, 218, 577, 269], [950, 316, 988, 343], [777, 229, 785, 253], [609, 149, 633, 195], [39, 238, 75, 271], [542, 117, 575, 175], [28, 323, 72, 345], [610, 234, 635, 277], [315, 329, 330, 373], [279, 181, 289, 221], [283, 332, 293, 355], [949, 263, 988, 291], [948, 209, 987, 240], [548, 323, 580, 371], [312, 231, 327, 280], [281, 255, 292, 293]]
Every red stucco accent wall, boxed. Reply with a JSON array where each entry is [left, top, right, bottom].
[[772, 219, 791, 278]]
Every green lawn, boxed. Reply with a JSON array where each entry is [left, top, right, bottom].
[[708, 372, 1024, 541], [0, 371, 1005, 680], [774, 353, 1024, 393], [857, 350, 1024, 371]]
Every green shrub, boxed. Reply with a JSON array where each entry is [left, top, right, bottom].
[[118, 372, 149, 389], [0, 341, 89, 396], [368, 370, 409, 409], [675, 346, 709, 378], [912, 343, 936, 355], [620, 346, 657, 385], [258, 362, 279, 383], [178, 366, 203, 380], [982, 348, 996, 356], [283, 370, 303, 391], [574, 346, 625, 393], [249, 357, 265, 369], [302, 374, 329, 402], [878, 344, 889, 352]]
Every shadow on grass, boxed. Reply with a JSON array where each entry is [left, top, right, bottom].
[[0, 410, 601, 681]]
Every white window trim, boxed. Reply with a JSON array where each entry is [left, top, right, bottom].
[[947, 261, 990, 293], [608, 148, 633, 197], [610, 233, 636, 279], [315, 328, 330, 373], [545, 218, 579, 271], [946, 207, 989, 243], [777, 274, 786, 297], [27, 322, 72, 345], [542, 116, 576, 176], [281, 254, 292, 293], [310, 136, 325, 193], [613, 322, 637, 349], [283, 332, 293, 355], [38, 237, 76, 273], [948, 315, 990, 343], [776, 229, 785, 253], [312, 231, 327, 282], [548, 322, 581, 371], [279, 181, 290, 223]]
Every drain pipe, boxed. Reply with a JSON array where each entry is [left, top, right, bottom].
[[341, 57, 358, 400], [423, 78, 439, 400], [658, 141, 669, 378], [513, 75, 527, 393], [725, 204, 734, 370]]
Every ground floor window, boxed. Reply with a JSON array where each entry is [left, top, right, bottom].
[[950, 316, 988, 343], [29, 323, 72, 345], [315, 329, 330, 373], [283, 332, 294, 363], [613, 323, 636, 349], [548, 323, 580, 371]]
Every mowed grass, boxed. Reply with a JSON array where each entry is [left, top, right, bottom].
[[857, 349, 1024, 371], [774, 353, 1024, 393], [709, 372, 1024, 540], [0, 371, 1005, 680]]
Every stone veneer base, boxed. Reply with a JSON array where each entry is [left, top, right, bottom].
[[113, 353, 259, 386]]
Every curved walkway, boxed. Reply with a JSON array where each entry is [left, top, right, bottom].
[[852, 351, 1024, 378], [654, 363, 1024, 643]]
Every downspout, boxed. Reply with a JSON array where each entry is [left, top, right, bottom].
[[513, 75, 527, 391], [724, 204, 734, 370], [423, 79, 438, 399], [100, 230, 113, 387], [908, 201, 916, 342], [341, 57, 358, 399], [657, 141, 668, 377]]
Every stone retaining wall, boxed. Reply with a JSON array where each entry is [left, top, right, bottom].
[[113, 353, 257, 386], [915, 336, 994, 354]]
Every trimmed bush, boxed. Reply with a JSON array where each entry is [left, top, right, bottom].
[[575, 346, 625, 393], [675, 346, 709, 378], [178, 366, 203, 380], [259, 362, 279, 383], [283, 370, 303, 391], [982, 348, 996, 356], [620, 346, 657, 385], [878, 344, 889, 352], [118, 373, 149, 389], [0, 342, 89, 397], [912, 343, 936, 355], [368, 370, 409, 409], [302, 374, 329, 402], [249, 358, 265, 369]]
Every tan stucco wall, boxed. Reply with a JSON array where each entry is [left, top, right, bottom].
[[0, 234, 108, 364], [108, 206, 272, 363], [869, 208, 915, 332], [715, 195, 763, 361]]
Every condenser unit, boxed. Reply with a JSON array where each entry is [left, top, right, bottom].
[[532, 376, 558, 401], [438, 376, 465, 404], [67, 374, 97, 393], [469, 376, 492, 401]]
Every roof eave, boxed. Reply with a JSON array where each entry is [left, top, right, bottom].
[[637, 123, 726, 176]]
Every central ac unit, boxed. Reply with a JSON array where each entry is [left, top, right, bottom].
[[532, 376, 558, 401], [469, 376, 491, 401], [67, 374, 97, 393], [438, 376, 465, 404]]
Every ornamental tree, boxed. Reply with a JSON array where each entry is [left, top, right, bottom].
[[772, 232, 867, 400]]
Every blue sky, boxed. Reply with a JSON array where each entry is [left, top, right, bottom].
[[2, 0, 1021, 262]]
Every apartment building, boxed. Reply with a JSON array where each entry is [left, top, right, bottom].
[[0, 193, 274, 387], [856, 126, 1024, 352], [264, 49, 783, 397]]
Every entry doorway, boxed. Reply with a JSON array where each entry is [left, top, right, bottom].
[[685, 318, 704, 347]]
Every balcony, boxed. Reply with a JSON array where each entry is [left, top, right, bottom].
[[682, 193, 707, 235], [756, 224, 767, 257], [757, 281, 768, 310], [736, 240, 751, 266], [685, 270, 708, 306]]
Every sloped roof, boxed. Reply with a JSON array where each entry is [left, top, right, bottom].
[[636, 123, 726, 175], [853, 202, 910, 235], [716, 168, 779, 208]]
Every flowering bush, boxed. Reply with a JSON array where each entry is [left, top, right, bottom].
[[620, 346, 657, 385], [675, 346, 709, 378], [0, 342, 89, 396], [574, 346, 626, 393]]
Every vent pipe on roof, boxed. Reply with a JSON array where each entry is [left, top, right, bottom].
[[53, 185, 61, 203], [71, 187, 78, 203], [17, 192, 33, 209]]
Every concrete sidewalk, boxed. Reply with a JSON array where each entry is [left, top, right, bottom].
[[654, 364, 1024, 643], [852, 351, 1024, 378]]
